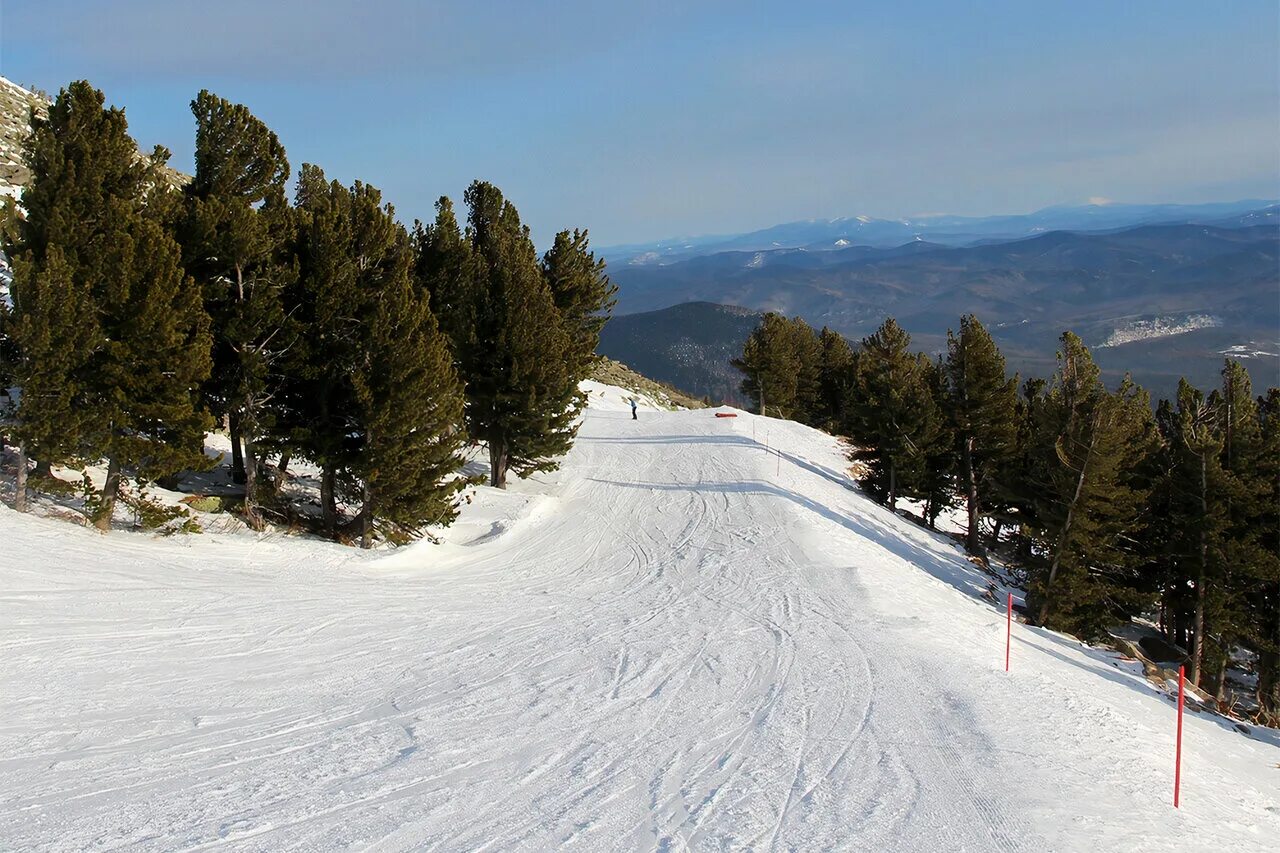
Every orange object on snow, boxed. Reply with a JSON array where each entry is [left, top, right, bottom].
[[714, 412, 738, 418]]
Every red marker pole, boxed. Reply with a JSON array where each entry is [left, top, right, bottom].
[[1005, 592, 1012, 672], [1174, 664, 1185, 808]]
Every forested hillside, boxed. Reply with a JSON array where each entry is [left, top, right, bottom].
[[733, 309, 1280, 724]]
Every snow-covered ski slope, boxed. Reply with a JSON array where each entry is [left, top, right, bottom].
[[2, 383, 1278, 851]]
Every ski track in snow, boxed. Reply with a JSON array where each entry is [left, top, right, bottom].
[[2, 390, 1278, 851]]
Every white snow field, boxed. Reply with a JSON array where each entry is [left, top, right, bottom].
[[2, 384, 1278, 851]]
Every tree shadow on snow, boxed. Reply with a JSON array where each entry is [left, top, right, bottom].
[[588, 475, 997, 605]]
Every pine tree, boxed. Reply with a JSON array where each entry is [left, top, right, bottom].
[[845, 318, 943, 511], [914, 353, 956, 528], [1250, 388, 1280, 723], [1208, 362, 1273, 699], [286, 164, 361, 534], [788, 316, 823, 426], [946, 314, 1019, 557], [1025, 333, 1156, 636], [732, 312, 800, 418], [347, 208, 467, 547], [414, 196, 481, 358], [9, 82, 211, 530], [287, 170, 468, 540], [453, 181, 580, 488], [815, 326, 854, 431], [991, 377, 1049, 564], [1162, 379, 1234, 685], [541, 228, 617, 376], [181, 91, 294, 528]]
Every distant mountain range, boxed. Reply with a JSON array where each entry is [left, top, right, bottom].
[[601, 200, 1278, 265], [600, 215, 1280, 404], [597, 302, 762, 405]]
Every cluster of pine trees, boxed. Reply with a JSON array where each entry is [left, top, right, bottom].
[[735, 311, 1280, 723], [0, 82, 615, 545]]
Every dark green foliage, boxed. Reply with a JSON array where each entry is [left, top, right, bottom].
[[541, 228, 617, 375], [914, 353, 956, 529], [344, 189, 467, 546], [733, 312, 798, 418], [946, 314, 1019, 556], [789, 317, 823, 425], [181, 91, 295, 527], [815, 327, 854, 431], [424, 181, 582, 489], [286, 165, 361, 532], [1250, 388, 1280, 723], [8, 81, 212, 530], [1161, 379, 1234, 684], [414, 196, 481, 356], [1023, 333, 1156, 637], [845, 318, 944, 511], [287, 168, 468, 541], [731, 313, 822, 423]]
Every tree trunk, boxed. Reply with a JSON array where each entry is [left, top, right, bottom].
[[1191, 452, 1208, 686], [14, 444, 28, 513], [228, 412, 246, 485], [1214, 651, 1229, 703], [963, 435, 983, 557], [272, 450, 291, 496], [34, 458, 51, 479], [887, 461, 896, 511], [360, 481, 373, 549], [321, 465, 337, 537], [489, 430, 509, 489], [989, 518, 1004, 550], [1037, 430, 1098, 626], [1258, 649, 1280, 726], [242, 432, 264, 531], [95, 456, 121, 532]]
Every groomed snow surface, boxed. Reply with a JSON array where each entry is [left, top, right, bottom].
[[2, 382, 1278, 851]]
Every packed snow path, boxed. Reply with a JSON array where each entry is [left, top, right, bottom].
[[2, 387, 1278, 851]]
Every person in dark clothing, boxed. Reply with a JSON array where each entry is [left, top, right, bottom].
[[630, 398, 638, 420]]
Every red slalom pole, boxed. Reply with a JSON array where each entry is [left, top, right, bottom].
[[1174, 664, 1185, 808], [1005, 592, 1012, 672]]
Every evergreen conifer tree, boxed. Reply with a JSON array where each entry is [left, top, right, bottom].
[[414, 197, 481, 357], [286, 165, 361, 533], [181, 91, 294, 528], [946, 314, 1019, 557], [346, 207, 467, 547], [8, 82, 211, 530], [541, 228, 617, 376], [1025, 333, 1155, 636], [1162, 379, 1233, 685], [815, 326, 854, 432], [1208, 362, 1270, 696], [914, 353, 956, 528], [288, 169, 468, 539], [845, 317, 943, 511], [1249, 388, 1280, 723], [788, 317, 823, 426], [732, 312, 801, 418], [427, 181, 580, 489]]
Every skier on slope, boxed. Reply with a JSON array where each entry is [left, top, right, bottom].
[[630, 397, 638, 420]]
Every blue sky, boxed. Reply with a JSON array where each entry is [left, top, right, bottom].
[[3, 1, 1277, 247]]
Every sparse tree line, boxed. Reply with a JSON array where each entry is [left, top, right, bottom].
[[0, 81, 615, 545], [734, 311, 1280, 723]]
